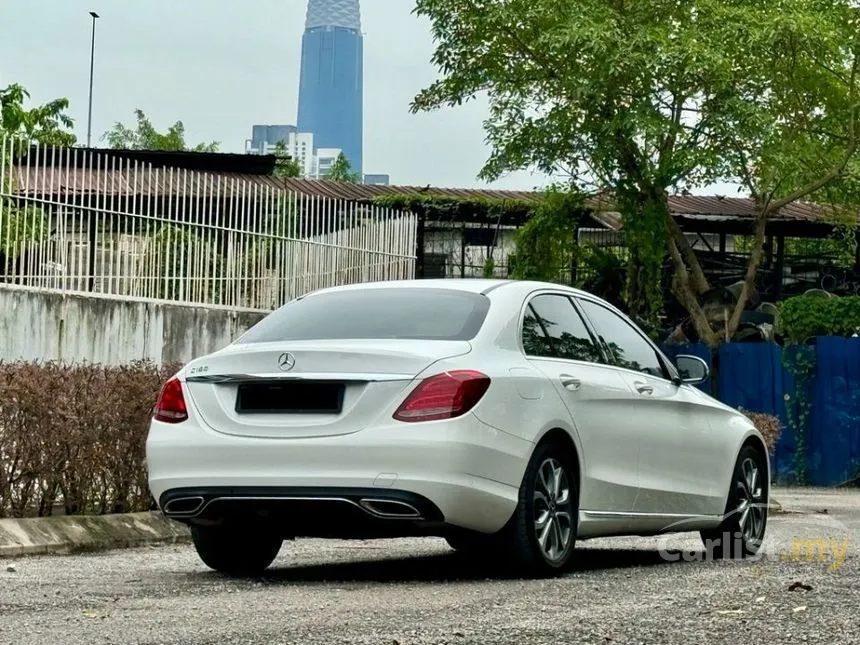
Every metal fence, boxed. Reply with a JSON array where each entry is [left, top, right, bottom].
[[422, 222, 519, 279], [0, 136, 416, 310], [420, 221, 627, 284]]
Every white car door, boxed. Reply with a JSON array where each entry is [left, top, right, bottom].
[[575, 297, 727, 517], [523, 293, 641, 513]]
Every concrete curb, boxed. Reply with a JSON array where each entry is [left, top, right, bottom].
[[0, 490, 804, 559], [0, 512, 190, 558]]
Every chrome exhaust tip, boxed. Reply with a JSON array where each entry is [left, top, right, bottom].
[[358, 498, 422, 519], [163, 496, 205, 516]]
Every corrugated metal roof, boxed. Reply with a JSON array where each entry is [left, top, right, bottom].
[[274, 178, 542, 202], [9, 165, 847, 225], [665, 195, 836, 221], [9, 166, 541, 203]]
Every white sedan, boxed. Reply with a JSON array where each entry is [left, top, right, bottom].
[[146, 279, 769, 576]]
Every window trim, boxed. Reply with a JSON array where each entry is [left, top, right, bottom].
[[518, 291, 610, 365], [573, 295, 679, 383]]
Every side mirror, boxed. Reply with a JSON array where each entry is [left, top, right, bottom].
[[674, 354, 709, 386]]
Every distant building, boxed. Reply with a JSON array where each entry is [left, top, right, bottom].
[[248, 124, 296, 153], [314, 147, 344, 179], [363, 174, 390, 186], [297, 0, 363, 176], [245, 125, 318, 178]]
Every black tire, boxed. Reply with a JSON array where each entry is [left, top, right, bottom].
[[701, 444, 769, 559], [499, 440, 579, 576], [191, 524, 283, 576]]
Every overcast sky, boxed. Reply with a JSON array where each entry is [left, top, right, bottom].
[[2, 0, 739, 195]]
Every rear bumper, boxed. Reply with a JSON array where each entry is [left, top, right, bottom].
[[158, 486, 446, 539], [146, 413, 532, 535]]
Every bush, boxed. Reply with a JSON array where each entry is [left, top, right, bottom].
[[740, 408, 783, 455], [777, 295, 860, 343], [0, 360, 180, 518]]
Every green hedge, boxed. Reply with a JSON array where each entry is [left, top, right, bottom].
[[777, 295, 860, 343]]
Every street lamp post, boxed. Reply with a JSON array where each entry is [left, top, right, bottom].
[[86, 11, 99, 148]]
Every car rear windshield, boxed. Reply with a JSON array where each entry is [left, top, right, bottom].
[[236, 288, 491, 343]]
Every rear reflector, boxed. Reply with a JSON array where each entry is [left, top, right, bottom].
[[393, 370, 490, 422], [154, 377, 188, 423]]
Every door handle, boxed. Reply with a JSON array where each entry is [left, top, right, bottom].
[[559, 374, 582, 391], [634, 381, 654, 395]]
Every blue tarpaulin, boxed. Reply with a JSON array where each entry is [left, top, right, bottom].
[[809, 337, 860, 486], [662, 338, 860, 485]]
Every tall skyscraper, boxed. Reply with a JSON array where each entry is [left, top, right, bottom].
[[297, 0, 363, 176]]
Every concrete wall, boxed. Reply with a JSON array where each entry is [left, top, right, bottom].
[[0, 286, 266, 366]]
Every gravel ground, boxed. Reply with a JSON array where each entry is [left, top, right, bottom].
[[1, 488, 858, 645]]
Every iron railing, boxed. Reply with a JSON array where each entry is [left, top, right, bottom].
[[0, 136, 416, 311]]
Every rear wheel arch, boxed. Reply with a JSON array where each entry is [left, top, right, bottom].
[[533, 427, 582, 491]]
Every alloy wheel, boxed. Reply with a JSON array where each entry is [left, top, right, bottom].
[[735, 456, 766, 545], [533, 457, 574, 562]]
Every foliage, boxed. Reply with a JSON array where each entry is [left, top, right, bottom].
[[482, 256, 496, 278], [0, 203, 48, 259], [143, 225, 203, 301], [739, 408, 783, 455], [615, 189, 666, 323], [411, 0, 860, 346], [0, 83, 67, 269], [324, 152, 361, 183], [777, 295, 860, 343], [372, 194, 535, 226], [0, 360, 180, 517], [733, 233, 858, 268], [577, 246, 628, 309], [0, 83, 76, 146], [508, 189, 584, 283], [104, 109, 219, 152], [782, 345, 816, 484], [271, 140, 303, 179]]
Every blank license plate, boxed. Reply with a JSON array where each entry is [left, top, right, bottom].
[[235, 381, 345, 414]]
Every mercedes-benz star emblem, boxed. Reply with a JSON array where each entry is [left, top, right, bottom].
[[277, 352, 296, 372]]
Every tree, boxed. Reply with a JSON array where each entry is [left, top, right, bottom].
[[103, 109, 219, 152], [0, 84, 74, 268], [324, 152, 360, 183], [0, 83, 76, 146], [272, 140, 304, 179], [692, 3, 860, 343], [411, 0, 860, 345]]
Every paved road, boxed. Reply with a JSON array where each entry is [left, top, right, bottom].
[[1, 488, 858, 645]]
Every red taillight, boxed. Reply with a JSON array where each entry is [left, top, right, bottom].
[[154, 377, 188, 423], [393, 370, 491, 423]]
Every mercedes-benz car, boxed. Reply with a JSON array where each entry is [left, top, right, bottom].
[[146, 279, 769, 577]]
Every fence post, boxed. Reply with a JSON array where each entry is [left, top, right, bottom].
[[415, 211, 425, 279], [87, 217, 97, 292], [459, 221, 466, 278]]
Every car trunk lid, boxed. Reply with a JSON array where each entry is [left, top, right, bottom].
[[182, 339, 472, 439]]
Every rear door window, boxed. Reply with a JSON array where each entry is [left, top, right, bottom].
[[524, 294, 604, 363], [237, 288, 491, 343]]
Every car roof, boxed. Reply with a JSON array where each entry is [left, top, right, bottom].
[[305, 278, 511, 296], [305, 278, 594, 298]]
